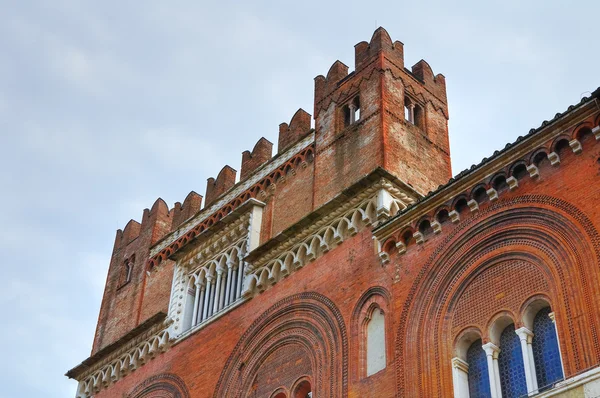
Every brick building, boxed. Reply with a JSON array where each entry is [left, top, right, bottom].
[[66, 27, 600, 397]]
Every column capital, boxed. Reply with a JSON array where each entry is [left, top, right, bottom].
[[452, 357, 469, 373], [515, 327, 534, 344], [482, 342, 500, 359], [548, 311, 556, 323], [194, 279, 205, 288]]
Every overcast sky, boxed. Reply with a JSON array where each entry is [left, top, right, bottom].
[[1, 1, 598, 397]]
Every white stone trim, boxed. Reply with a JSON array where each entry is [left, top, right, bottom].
[[535, 366, 600, 397], [247, 179, 416, 271], [75, 327, 171, 398], [548, 152, 560, 166], [515, 326, 538, 395], [569, 138, 582, 154], [243, 183, 413, 297], [451, 357, 470, 398], [482, 342, 502, 398]]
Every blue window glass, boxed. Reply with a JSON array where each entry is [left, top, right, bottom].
[[533, 307, 564, 390], [467, 339, 491, 398], [498, 324, 528, 398]]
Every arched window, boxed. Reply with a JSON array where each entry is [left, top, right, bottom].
[[366, 307, 386, 376], [498, 324, 528, 397], [466, 339, 491, 397], [292, 380, 311, 398], [532, 307, 564, 390], [343, 96, 361, 127], [352, 287, 391, 379], [118, 256, 135, 288]]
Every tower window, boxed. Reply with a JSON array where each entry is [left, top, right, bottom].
[[343, 96, 361, 127], [404, 96, 423, 128], [118, 256, 134, 288]]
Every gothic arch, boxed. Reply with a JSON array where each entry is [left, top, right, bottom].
[[127, 374, 189, 398], [395, 195, 600, 397], [214, 292, 348, 398]]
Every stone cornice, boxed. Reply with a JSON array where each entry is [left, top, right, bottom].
[[373, 97, 600, 243], [243, 172, 417, 298], [246, 169, 418, 270], [68, 315, 172, 398]]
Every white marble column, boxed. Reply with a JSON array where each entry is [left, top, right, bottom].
[[482, 342, 502, 398], [224, 262, 234, 307], [515, 327, 538, 395], [451, 357, 470, 398], [202, 276, 213, 320], [196, 282, 205, 324], [190, 280, 201, 326], [236, 261, 245, 299], [212, 270, 222, 314], [217, 271, 227, 310]]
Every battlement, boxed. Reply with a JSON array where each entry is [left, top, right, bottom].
[[314, 27, 446, 115]]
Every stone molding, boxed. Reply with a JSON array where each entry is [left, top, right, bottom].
[[242, 179, 414, 297], [75, 323, 171, 398]]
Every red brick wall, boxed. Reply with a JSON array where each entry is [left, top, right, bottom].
[[271, 159, 314, 236]]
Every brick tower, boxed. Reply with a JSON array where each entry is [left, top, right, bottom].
[[313, 27, 451, 207]]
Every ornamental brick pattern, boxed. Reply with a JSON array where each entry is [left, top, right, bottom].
[[67, 27, 600, 398]]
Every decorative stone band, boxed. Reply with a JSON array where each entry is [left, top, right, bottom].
[[74, 325, 171, 398], [243, 179, 414, 297]]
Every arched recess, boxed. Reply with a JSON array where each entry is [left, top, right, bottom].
[[350, 286, 393, 380], [395, 195, 600, 397], [127, 373, 190, 398], [214, 292, 348, 398]]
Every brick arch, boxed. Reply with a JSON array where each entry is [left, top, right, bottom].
[[350, 286, 393, 381], [127, 373, 189, 398], [214, 292, 348, 398], [395, 195, 600, 397]]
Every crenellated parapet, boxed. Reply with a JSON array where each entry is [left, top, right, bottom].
[[278, 108, 312, 153], [172, 191, 203, 229], [241, 137, 273, 180], [206, 165, 237, 206]]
